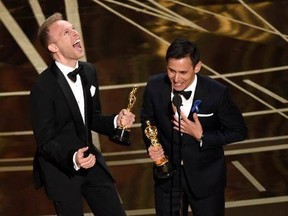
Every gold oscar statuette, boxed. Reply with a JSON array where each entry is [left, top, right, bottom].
[[145, 120, 175, 179], [109, 86, 139, 146]]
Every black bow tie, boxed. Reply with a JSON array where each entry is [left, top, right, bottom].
[[173, 89, 192, 100], [67, 66, 83, 82]]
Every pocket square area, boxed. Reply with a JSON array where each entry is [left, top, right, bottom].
[[90, 85, 96, 96], [197, 113, 214, 117]]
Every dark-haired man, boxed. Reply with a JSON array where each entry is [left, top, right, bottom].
[[141, 38, 247, 216]]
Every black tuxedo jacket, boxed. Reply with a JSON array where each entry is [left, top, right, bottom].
[[140, 73, 247, 198], [30, 61, 115, 201]]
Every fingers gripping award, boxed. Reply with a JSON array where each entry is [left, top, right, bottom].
[[110, 86, 138, 146], [145, 120, 175, 179]]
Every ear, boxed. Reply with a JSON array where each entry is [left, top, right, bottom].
[[48, 43, 58, 53], [194, 61, 202, 73]]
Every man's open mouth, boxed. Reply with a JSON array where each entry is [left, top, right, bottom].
[[73, 39, 82, 51]]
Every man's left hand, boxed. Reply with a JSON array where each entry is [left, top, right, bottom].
[[172, 112, 203, 140]]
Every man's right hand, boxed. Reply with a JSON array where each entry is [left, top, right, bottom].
[[148, 145, 164, 163], [75, 146, 96, 169]]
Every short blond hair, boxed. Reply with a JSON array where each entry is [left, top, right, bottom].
[[38, 12, 63, 49]]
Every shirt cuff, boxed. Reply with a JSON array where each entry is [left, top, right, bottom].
[[198, 133, 204, 148], [114, 115, 118, 129], [199, 140, 203, 148], [73, 151, 80, 171]]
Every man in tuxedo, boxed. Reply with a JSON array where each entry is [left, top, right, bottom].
[[140, 39, 247, 216], [30, 12, 135, 215]]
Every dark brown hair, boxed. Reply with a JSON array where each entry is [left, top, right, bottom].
[[166, 38, 200, 68]]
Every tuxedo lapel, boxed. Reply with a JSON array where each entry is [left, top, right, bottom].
[[79, 66, 92, 128], [77, 63, 100, 155], [79, 69, 93, 144], [189, 75, 205, 118], [163, 75, 174, 117], [52, 63, 86, 141], [193, 84, 205, 105]]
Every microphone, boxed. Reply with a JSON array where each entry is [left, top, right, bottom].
[[172, 93, 184, 210], [172, 93, 182, 115]]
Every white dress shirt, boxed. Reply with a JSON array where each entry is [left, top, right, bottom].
[[171, 74, 198, 118], [171, 75, 202, 150]]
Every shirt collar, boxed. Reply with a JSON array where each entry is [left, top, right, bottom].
[[55, 61, 79, 75]]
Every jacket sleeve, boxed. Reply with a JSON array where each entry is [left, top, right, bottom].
[[201, 87, 248, 149]]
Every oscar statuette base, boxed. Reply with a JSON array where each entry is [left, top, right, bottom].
[[153, 162, 175, 179], [109, 127, 131, 146]]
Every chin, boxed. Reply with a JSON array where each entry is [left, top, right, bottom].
[[173, 85, 184, 90], [77, 53, 85, 59]]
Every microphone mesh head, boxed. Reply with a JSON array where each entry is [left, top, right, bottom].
[[172, 94, 182, 107]]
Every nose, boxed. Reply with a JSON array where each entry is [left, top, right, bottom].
[[174, 73, 180, 83], [72, 29, 79, 37]]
